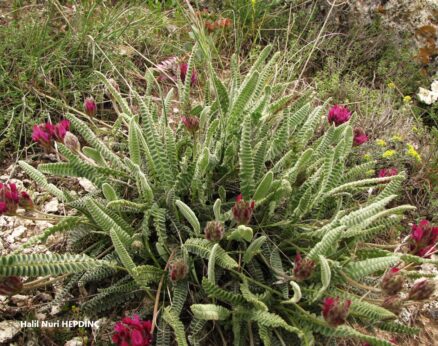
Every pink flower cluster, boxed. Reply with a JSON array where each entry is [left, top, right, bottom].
[[328, 105, 368, 146], [322, 297, 351, 327], [353, 128, 368, 146], [0, 182, 33, 216], [112, 315, 152, 346], [231, 194, 255, 225], [409, 220, 438, 258], [328, 105, 352, 126], [32, 119, 70, 150], [378, 168, 398, 178]]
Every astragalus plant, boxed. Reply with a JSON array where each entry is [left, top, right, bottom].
[[1, 45, 435, 346]]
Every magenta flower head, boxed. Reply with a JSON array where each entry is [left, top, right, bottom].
[[381, 267, 404, 295], [32, 124, 52, 149], [181, 116, 200, 134], [378, 168, 398, 178], [204, 221, 225, 242], [322, 297, 351, 327], [353, 128, 368, 146], [407, 279, 435, 301], [409, 220, 438, 258], [112, 314, 152, 346], [179, 63, 197, 86], [328, 105, 352, 126], [231, 194, 255, 225], [84, 97, 97, 117], [293, 253, 315, 282], [0, 183, 20, 216], [54, 119, 70, 141]]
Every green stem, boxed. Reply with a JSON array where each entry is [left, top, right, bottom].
[[229, 268, 283, 298]]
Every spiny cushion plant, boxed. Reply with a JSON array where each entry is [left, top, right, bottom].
[[1, 45, 436, 345]]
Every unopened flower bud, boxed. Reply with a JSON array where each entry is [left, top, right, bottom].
[[322, 297, 351, 327], [169, 259, 188, 282], [293, 253, 315, 282], [204, 221, 225, 242], [381, 295, 403, 314], [0, 276, 23, 296], [381, 267, 404, 295], [131, 240, 144, 251], [63, 131, 81, 153], [18, 191, 34, 211], [181, 116, 200, 134], [408, 279, 435, 301], [84, 97, 97, 117], [231, 194, 255, 225]]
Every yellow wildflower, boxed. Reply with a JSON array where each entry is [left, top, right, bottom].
[[382, 150, 396, 158], [391, 134, 403, 142], [403, 95, 412, 103], [366, 169, 375, 176], [376, 139, 387, 147], [406, 144, 421, 162], [387, 82, 396, 89], [363, 153, 372, 161]]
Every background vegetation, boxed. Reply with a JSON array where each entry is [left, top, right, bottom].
[[0, 1, 437, 345]]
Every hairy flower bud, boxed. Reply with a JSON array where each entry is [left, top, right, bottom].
[[84, 97, 97, 117], [381, 267, 404, 295], [0, 276, 23, 296], [231, 194, 255, 225], [169, 259, 188, 282], [181, 116, 200, 134], [204, 221, 225, 242], [293, 253, 315, 282], [381, 295, 403, 314], [322, 297, 351, 327], [131, 240, 144, 251], [63, 131, 81, 153], [18, 191, 34, 211], [407, 279, 435, 301]]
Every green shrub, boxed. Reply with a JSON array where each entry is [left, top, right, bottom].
[[3, 45, 434, 345]]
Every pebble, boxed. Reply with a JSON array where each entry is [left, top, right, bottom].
[[44, 198, 59, 213], [6, 226, 27, 243], [64, 337, 84, 346], [0, 320, 21, 343]]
